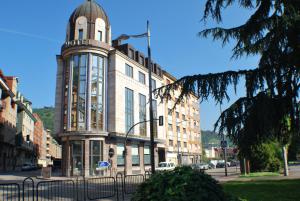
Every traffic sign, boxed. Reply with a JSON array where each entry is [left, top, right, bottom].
[[221, 140, 227, 148], [96, 161, 111, 171]]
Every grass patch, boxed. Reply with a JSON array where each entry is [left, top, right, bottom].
[[288, 161, 300, 165], [240, 172, 280, 178], [223, 179, 300, 201]]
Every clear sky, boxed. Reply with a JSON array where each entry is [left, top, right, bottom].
[[0, 0, 259, 131]]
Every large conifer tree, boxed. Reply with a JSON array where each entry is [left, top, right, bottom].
[[156, 1, 300, 162]]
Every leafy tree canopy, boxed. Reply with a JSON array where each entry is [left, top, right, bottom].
[[156, 0, 300, 151]]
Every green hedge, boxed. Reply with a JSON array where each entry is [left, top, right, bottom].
[[132, 166, 239, 201]]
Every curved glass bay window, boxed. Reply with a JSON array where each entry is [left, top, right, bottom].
[[71, 55, 87, 131], [91, 55, 104, 131], [64, 53, 105, 132]]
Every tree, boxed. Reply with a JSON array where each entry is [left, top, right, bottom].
[[156, 1, 300, 175]]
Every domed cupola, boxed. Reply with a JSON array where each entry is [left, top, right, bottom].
[[66, 0, 111, 44]]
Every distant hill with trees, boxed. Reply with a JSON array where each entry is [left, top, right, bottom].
[[33, 107, 54, 133], [201, 130, 233, 148]]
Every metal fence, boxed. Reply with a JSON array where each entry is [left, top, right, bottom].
[[0, 183, 20, 201], [0, 172, 151, 201]]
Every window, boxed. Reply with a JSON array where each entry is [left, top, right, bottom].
[[166, 79, 171, 85], [91, 55, 104, 131], [176, 112, 179, 119], [183, 128, 186, 134], [138, 72, 145, 84], [168, 124, 173, 131], [72, 141, 83, 176], [169, 140, 173, 146], [89, 141, 103, 175], [71, 54, 87, 131], [132, 144, 140, 166], [125, 64, 133, 78], [184, 142, 187, 148], [117, 143, 124, 166], [97, 31, 102, 41], [176, 126, 180, 133], [139, 56, 144, 65], [78, 29, 83, 40], [182, 114, 186, 121], [168, 109, 172, 116], [129, 49, 134, 59], [125, 88, 134, 133], [139, 94, 147, 136], [151, 79, 156, 89], [144, 146, 150, 165]]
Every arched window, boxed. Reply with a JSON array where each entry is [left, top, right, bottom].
[[75, 16, 87, 40]]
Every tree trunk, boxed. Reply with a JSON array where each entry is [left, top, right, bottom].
[[282, 145, 289, 176]]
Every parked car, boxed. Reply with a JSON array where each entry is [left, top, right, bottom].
[[21, 163, 34, 171], [209, 160, 218, 169], [191, 163, 209, 170], [229, 160, 240, 167], [156, 162, 176, 171], [216, 162, 230, 168]]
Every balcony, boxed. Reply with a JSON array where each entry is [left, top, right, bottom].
[[168, 131, 173, 139], [183, 134, 187, 141], [168, 147, 174, 152], [168, 116, 173, 124]]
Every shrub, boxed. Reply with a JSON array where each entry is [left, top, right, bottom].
[[248, 142, 282, 172], [132, 166, 239, 201], [267, 157, 281, 172]]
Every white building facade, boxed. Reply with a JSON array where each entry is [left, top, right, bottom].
[[54, 0, 200, 177]]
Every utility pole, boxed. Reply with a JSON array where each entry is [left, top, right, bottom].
[[147, 21, 156, 174], [220, 104, 228, 177]]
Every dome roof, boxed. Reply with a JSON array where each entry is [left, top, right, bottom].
[[69, 0, 110, 27], [68, 0, 110, 41]]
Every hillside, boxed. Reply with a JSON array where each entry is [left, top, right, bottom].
[[33, 107, 55, 132], [201, 130, 234, 148]]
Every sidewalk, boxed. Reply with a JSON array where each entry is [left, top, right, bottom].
[[210, 165, 300, 183]]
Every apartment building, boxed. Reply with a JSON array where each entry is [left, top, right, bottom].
[[0, 71, 18, 171], [54, 0, 201, 177], [15, 93, 37, 166], [163, 72, 202, 165], [33, 113, 47, 167]]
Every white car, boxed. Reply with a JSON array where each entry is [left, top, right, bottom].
[[156, 162, 176, 171]]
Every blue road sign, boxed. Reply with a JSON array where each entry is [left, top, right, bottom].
[[98, 161, 110, 168]]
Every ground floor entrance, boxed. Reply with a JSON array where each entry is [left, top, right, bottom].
[[60, 134, 161, 177]]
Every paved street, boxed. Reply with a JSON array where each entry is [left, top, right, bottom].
[[1, 165, 300, 201]]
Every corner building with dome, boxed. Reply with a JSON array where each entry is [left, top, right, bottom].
[[54, 0, 202, 177]]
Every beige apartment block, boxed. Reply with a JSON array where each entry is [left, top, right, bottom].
[[15, 93, 36, 167], [163, 72, 202, 165], [54, 0, 201, 177], [46, 130, 62, 166]]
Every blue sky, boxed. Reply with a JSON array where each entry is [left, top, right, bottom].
[[0, 0, 259, 130]]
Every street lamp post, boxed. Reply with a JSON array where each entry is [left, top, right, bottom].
[[123, 117, 163, 175], [115, 21, 156, 174]]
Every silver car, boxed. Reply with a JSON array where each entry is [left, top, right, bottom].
[[191, 163, 209, 170]]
